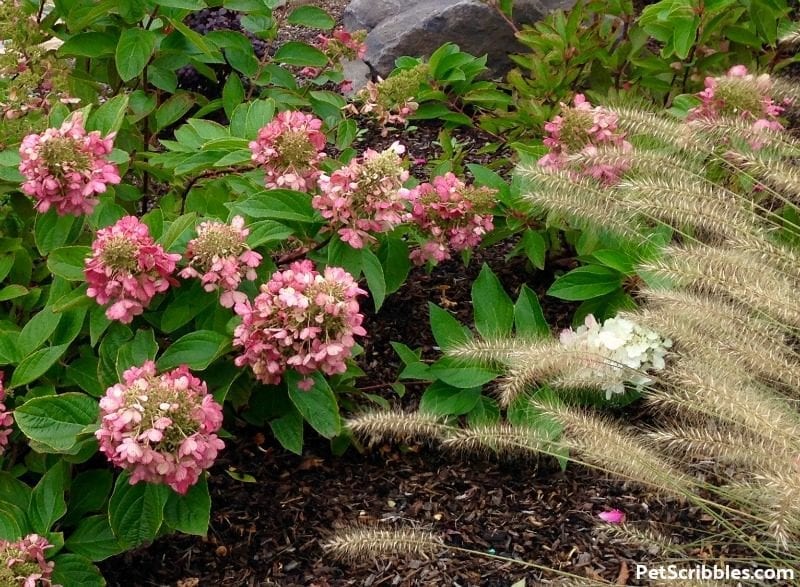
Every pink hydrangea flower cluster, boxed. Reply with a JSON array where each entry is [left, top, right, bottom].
[[320, 29, 367, 61], [299, 29, 367, 92], [18, 112, 121, 216], [85, 216, 182, 324], [95, 361, 225, 495], [538, 94, 632, 185], [233, 260, 367, 388], [249, 111, 327, 191], [407, 172, 496, 265], [0, 534, 56, 587], [349, 64, 429, 136], [312, 142, 414, 248], [0, 372, 12, 456], [689, 64, 785, 143], [179, 216, 262, 308], [356, 81, 419, 134]]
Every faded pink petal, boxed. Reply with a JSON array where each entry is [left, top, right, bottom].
[[538, 94, 631, 185], [181, 216, 262, 306], [598, 509, 626, 524], [408, 173, 495, 265], [0, 533, 55, 585]]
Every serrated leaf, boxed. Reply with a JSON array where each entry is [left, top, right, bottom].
[[270, 407, 304, 455], [287, 5, 335, 29], [13, 393, 98, 451], [163, 477, 211, 536], [155, 93, 195, 131], [428, 303, 470, 350], [108, 473, 170, 548], [9, 345, 69, 388], [232, 190, 317, 222], [35, 210, 83, 255], [156, 330, 230, 371], [29, 462, 68, 534], [223, 74, 245, 118], [390, 341, 421, 364], [115, 28, 156, 82], [0, 473, 32, 511], [378, 237, 409, 294], [547, 265, 624, 301], [428, 358, 498, 388], [419, 381, 481, 416], [160, 282, 216, 333], [18, 309, 62, 356], [58, 32, 117, 57], [0, 509, 23, 540], [514, 285, 549, 339], [157, 213, 197, 252], [115, 329, 158, 378], [286, 371, 340, 438], [51, 554, 104, 587], [360, 248, 385, 311], [274, 41, 328, 67], [87, 94, 130, 135], [65, 470, 113, 525], [246, 220, 295, 248], [521, 229, 546, 269], [472, 264, 514, 337], [65, 515, 123, 561], [47, 246, 90, 281], [467, 395, 501, 426]]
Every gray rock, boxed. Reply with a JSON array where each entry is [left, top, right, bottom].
[[341, 58, 371, 95], [342, 0, 422, 32], [344, 0, 575, 78]]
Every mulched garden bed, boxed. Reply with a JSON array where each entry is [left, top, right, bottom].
[[100, 239, 701, 586], [101, 430, 680, 586], [98, 2, 729, 585]]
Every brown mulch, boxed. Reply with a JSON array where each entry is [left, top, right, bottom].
[[100, 430, 688, 587]]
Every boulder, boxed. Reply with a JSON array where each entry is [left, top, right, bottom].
[[343, 0, 576, 78], [342, 0, 419, 32]]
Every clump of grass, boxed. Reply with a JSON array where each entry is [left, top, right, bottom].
[[328, 83, 800, 580]]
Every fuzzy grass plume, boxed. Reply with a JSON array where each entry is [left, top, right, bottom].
[[346, 410, 452, 445], [440, 423, 554, 457], [323, 527, 445, 561], [532, 399, 694, 497]]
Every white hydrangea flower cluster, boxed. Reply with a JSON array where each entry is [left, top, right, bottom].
[[559, 314, 672, 399]]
